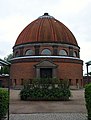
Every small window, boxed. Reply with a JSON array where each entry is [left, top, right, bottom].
[[15, 51, 19, 57], [59, 50, 67, 56], [76, 79, 79, 88], [21, 79, 24, 85], [73, 51, 77, 57], [14, 79, 16, 86], [81, 79, 83, 86], [25, 49, 34, 55], [76, 79, 78, 84], [41, 49, 51, 55], [76, 79, 79, 87], [69, 79, 71, 85]]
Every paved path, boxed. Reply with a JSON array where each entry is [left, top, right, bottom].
[[6, 89, 87, 120], [9, 89, 87, 113], [6, 113, 87, 120]]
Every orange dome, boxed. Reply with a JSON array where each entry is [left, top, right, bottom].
[[15, 13, 78, 46]]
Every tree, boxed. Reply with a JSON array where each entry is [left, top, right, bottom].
[[88, 72, 91, 76], [0, 67, 3, 74], [0, 53, 13, 74], [4, 53, 13, 62]]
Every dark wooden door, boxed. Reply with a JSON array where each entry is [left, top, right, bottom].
[[40, 68, 52, 78]]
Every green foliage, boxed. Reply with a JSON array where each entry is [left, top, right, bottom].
[[0, 67, 3, 74], [20, 78, 71, 101], [0, 53, 13, 75], [4, 53, 13, 62], [0, 66, 9, 74], [0, 89, 8, 118], [85, 83, 91, 120]]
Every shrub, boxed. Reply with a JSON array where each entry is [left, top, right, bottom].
[[85, 83, 91, 120], [0, 88, 8, 119], [20, 78, 71, 101]]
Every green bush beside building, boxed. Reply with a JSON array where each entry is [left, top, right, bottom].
[[20, 78, 71, 101], [0, 88, 8, 119], [85, 83, 91, 120]]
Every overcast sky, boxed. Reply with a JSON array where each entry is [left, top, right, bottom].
[[0, 0, 91, 74]]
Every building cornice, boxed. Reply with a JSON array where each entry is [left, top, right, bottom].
[[11, 55, 82, 61], [13, 42, 80, 50], [10, 56, 83, 65]]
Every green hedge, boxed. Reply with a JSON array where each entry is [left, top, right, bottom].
[[20, 78, 71, 101], [0, 89, 8, 119], [85, 83, 91, 120]]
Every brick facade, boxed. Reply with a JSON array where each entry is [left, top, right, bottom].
[[0, 75, 9, 87], [10, 57, 83, 88]]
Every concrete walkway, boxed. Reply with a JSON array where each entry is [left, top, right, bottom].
[[9, 89, 87, 113], [8, 113, 87, 120], [6, 89, 88, 120]]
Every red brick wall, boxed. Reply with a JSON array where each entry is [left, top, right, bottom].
[[10, 62, 37, 85], [0, 76, 9, 87], [56, 62, 83, 86], [10, 58, 83, 88]]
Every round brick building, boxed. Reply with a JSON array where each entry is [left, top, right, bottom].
[[10, 13, 83, 88]]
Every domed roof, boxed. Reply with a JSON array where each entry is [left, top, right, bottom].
[[15, 13, 78, 46]]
